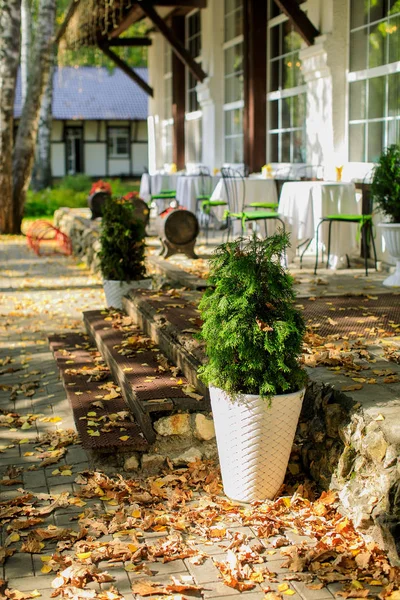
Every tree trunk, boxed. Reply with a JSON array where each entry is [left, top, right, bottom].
[[31, 59, 54, 191], [21, 0, 32, 105], [0, 1, 21, 234], [12, 0, 56, 232]]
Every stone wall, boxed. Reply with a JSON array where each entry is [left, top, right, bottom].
[[54, 208, 101, 273], [121, 412, 217, 473], [299, 382, 400, 565]]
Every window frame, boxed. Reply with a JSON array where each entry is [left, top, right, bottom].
[[107, 126, 130, 159], [347, 0, 400, 163], [266, 2, 308, 164], [223, 0, 244, 164]]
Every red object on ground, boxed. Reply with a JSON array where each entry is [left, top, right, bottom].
[[26, 220, 72, 256], [90, 180, 112, 195]]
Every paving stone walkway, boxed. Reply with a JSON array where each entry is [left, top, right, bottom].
[[0, 237, 393, 600]]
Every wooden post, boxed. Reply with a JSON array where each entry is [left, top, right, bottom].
[[244, 0, 267, 173], [171, 16, 186, 170]]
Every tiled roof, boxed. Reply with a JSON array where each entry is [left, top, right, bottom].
[[14, 66, 149, 120]]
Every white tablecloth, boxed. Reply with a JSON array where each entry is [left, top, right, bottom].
[[176, 175, 221, 213], [139, 173, 179, 202], [278, 181, 360, 266]]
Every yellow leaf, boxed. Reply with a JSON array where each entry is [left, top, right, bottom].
[[351, 581, 364, 590], [41, 564, 52, 574], [87, 430, 100, 437], [131, 509, 141, 518], [374, 414, 385, 421], [278, 584, 289, 592], [51, 469, 60, 475], [19, 438, 30, 444], [75, 392, 83, 396], [128, 544, 138, 552], [369, 581, 383, 586], [282, 497, 291, 507], [40, 556, 52, 562], [61, 469, 72, 476], [87, 412, 97, 417], [250, 572, 264, 583], [125, 563, 137, 571], [31, 591, 41, 598], [21, 422, 32, 430], [76, 551, 92, 559], [23, 452, 34, 456], [119, 436, 129, 441], [8, 532, 20, 544], [284, 590, 296, 596]]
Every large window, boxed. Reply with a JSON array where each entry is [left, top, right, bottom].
[[348, 0, 400, 162], [108, 127, 129, 158], [185, 10, 202, 163], [162, 42, 173, 164], [267, 1, 307, 163], [224, 0, 244, 164]]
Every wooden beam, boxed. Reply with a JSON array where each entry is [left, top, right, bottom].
[[171, 16, 186, 170], [99, 45, 154, 97], [104, 37, 152, 47], [109, 5, 145, 39], [243, 0, 267, 172], [138, 0, 207, 83], [273, 0, 320, 46], [54, 0, 82, 45]]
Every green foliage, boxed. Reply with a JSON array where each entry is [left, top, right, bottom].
[[58, 174, 92, 192], [24, 177, 141, 217], [198, 233, 307, 398], [371, 144, 400, 223], [98, 197, 146, 282], [24, 189, 87, 217]]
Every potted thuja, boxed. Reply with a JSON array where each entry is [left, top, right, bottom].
[[372, 144, 400, 287], [198, 233, 307, 502], [99, 196, 152, 309]]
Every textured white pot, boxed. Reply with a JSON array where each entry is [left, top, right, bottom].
[[210, 386, 305, 503], [378, 223, 400, 287], [103, 278, 152, 309]]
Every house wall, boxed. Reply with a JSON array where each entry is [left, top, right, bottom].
[[50, 119, 148, 178]]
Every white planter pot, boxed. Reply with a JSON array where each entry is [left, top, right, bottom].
[[103, 278, 152, 309], [378, 223, 400, 287], [210, 386, 305, 503]]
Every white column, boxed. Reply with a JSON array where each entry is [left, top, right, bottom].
[[147, 33, 164, 172], [196, 0, 224, 170]]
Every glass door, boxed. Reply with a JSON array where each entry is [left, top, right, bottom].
[[66, 127, 83, 174]]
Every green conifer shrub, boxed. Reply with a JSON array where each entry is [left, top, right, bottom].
[[371, 144, 400, 223], [98, 197, 146, 282], [198, 233, 307, 398]]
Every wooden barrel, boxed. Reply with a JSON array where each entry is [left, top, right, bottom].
[[131, 197, 150, 226], [88, 191, 111, 219], [156, 208, 199, 259]]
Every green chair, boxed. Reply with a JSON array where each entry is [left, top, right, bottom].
[[195, 167, 228, 243], [221, 168, 284, 240], [314, 214, 377, 276]]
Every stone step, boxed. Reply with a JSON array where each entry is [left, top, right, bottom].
[[83, 310, 210, 443], [49, 333, 149, 452], [148, 255, 209, 290], [122, 289, 207, 398]]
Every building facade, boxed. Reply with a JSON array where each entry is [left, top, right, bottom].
[[14, 67, 149, 179], [146, 0, 399, 179]]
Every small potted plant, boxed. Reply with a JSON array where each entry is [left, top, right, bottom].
[[98, 196, 152, 309], [198, 233, 307, 502], [372, 144, 400, 287], [88, 180, 112, 220]]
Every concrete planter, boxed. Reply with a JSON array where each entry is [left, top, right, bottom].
[[378, 223, 400, 287], [209, 386, 305, 503], [103, 278, 152, 309]]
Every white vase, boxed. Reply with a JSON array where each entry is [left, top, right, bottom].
[[378, 223, 400, 287], [210, 386, 305, 503], [103, 278, 152, 309]]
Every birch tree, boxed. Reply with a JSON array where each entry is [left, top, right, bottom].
[[31, 60, 54, 191], [0, 1, 21, 234], [12, 0, 56, 232], [20, 0, 32, 105]]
